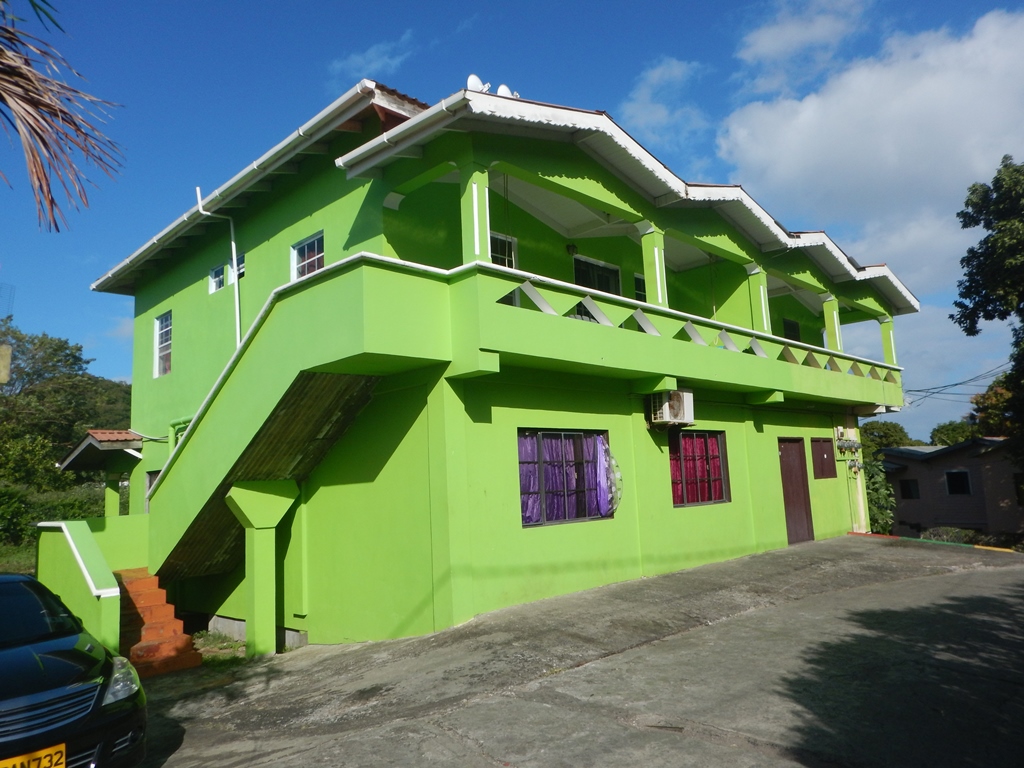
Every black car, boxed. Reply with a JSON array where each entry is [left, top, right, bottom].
[[0, 574, 146, 768]]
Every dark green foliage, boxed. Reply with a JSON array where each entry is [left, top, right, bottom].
[[864, 460, 895, 535], [860, 420, 924, 459], [953, 156, 1024, 465], [0, 318, 127, 545], [0, 483, 102, 546], [0, 317, 130, 490], [930, 420, 979, 446]]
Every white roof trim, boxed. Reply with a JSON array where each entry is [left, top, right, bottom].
[[94, 79, 398, 293]]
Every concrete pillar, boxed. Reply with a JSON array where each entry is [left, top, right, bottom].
[[104, 473, 121, 518], [638, 222, 668, 307], [745, 264, 770, 333], [459, 163, 490, 264], [225, 480, 299, 657], [879, 315, 897, 366], [820, 293, 843, 352]]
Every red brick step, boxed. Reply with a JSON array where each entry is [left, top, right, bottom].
[[114, 568, 201, 679]]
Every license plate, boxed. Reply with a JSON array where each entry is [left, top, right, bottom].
[[0, 744, 65, 768]]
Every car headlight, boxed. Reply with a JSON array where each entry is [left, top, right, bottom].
[[102, 656, 141, 706]]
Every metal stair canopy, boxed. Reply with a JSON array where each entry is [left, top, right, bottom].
[[157, 371, 380, 582]]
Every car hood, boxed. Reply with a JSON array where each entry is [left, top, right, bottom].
[[0, 632, 109, 699]]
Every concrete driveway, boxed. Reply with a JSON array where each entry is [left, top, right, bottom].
[[142, 536, 1024, 767]]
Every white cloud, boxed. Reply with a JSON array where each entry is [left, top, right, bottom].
[[843, 210, 975, 297], [738, 0, 869, 94], [618, 57, 709, 161], [107, 316, 134, 339], [718, 9, 1024, 295], [328, 30, 414, 89], [841, 304, 1012, 440]]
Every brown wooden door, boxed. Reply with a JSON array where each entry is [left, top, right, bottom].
[[779, 438, 814, 544]]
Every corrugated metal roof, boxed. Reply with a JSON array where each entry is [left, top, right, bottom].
[[157, 372, 378, 582]]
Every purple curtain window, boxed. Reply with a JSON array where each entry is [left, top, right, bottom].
[[518, 430, 614, 525]]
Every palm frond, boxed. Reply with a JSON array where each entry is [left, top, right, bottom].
[[0, 1, 121, 231]]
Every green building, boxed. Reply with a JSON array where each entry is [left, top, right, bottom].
[[41, 80, 918, 662]]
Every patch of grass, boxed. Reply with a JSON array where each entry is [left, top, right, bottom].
[[0, 542, 35, 574], [192, 629, 248, 668]]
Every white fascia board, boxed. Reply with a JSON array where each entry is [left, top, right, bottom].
[[93, 80, 382, 293], [336, 92, 472, 177], [337, 91, 690, 204], [850, 265, 921, 314]]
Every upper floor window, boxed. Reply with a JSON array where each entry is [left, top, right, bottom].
[[782, 318, 801, 343], [574, 255, 620, 295], [292, 233, 324, 281], [209, 265, 225, 293], [517, 429, 615, 526], [229, 254, 245, 283], [490, 233, 517, 269], [634, 274, 647, 303], [668, 429, 730, 506], [154, 311, 172, 377]]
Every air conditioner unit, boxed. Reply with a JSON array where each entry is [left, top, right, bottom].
[[647, 389, 694, 426]]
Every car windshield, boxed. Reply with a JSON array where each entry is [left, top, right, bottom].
[[0, 580, 82, 648]]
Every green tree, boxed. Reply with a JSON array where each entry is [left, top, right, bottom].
[[930, 419, 979, 446], [0, 0, 120, 230], [0, 317, 130, 489], [953, 155, 1024, 464], [860, 419, 923, 459], [970, 373, 1013, 436]]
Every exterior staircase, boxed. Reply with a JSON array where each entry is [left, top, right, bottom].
[[115, 568, 203, 678]]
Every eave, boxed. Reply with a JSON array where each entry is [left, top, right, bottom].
[[336, 90, 919, 316], [92, 81, 427, 296]]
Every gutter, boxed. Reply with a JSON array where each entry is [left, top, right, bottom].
[[92, 80, 383, 294]]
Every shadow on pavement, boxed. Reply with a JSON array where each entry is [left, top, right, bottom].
[[781, 578, 1024, 767]]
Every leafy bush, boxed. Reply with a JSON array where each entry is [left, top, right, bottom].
[[0, 483, 103, 546], [864, 460, 895, 535]]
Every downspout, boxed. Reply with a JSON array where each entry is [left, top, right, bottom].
[[196, 187, 242, 348]]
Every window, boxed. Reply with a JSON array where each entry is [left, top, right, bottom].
[[945, 470, 971, 495], [292, 233, 324, 280], [810, 438, 837, 479], [154, 311, 172, 377], [782, 318, 801, 343], [517, 430, 615, 526], [899, 479, 921, 499], [668, 429, 729, 506], [574, 256, 620, 295], [490, 233, 516, 269], [634, 274, 647, 303], [209, 265, 225, 293], [228, 253, 245, 283], [491, 233, 519, 306]]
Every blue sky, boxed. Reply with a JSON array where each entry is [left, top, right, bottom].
[[1, 0, 1021, 440]]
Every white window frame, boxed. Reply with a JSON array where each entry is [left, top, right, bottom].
[[154, 311, 172, 378], [634, 272, 647, 303], [489, 232, 517, 269], [228, 253, 245, 284], [209, 265, 225, 293], [291, 233, 324, 282]]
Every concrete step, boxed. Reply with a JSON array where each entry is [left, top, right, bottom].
[[122, 601, 175, 625], [115, 567, 202, 678], [121, 618, 184, 647]]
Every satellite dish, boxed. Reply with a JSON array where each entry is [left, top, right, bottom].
[[467, 74, 484, 92], [496, 84, 512, 97]]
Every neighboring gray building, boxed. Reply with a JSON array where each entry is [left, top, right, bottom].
[[882, 438, 1024, 536]]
